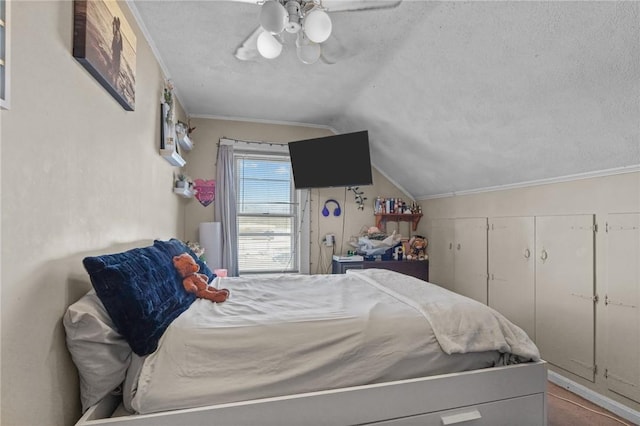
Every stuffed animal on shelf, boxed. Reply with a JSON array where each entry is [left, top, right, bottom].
[[172, 253, 229, 303], [408, 235, 428, 261]]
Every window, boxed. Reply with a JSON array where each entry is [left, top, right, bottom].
[[235, 152, 301, 274]]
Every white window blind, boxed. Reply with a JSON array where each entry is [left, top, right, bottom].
[[235, 152, 298, 273]]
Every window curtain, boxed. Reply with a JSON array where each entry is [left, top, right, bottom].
[[214, 144, 239, 276]]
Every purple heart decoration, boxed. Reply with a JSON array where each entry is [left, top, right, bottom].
[[194, 179, 215, 207]]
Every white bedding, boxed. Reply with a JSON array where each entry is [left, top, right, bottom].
[[127, 269, 538, 414]]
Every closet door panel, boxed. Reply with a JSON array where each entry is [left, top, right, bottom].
[[428, 218, 454, 291], [488, 216, 535, 339], [605, 213, 640, 402], [535, 215, 595, 381], [454, 218, 488, 304]]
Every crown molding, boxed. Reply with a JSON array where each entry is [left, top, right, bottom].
[[125, 0, 187, 109], [416, 164, 640, 200], [189, 113, 337, 132]]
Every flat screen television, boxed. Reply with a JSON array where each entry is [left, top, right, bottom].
[[288, 131, 373, 189]]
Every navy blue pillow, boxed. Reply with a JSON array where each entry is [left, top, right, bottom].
[[83, 245, 196, 356], [153, 238, 216, 281]]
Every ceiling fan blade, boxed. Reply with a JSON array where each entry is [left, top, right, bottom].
[[234, 27, 263, 61], [321, 0, 402, 12]]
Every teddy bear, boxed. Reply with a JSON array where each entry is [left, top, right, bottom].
[[408, 235, 428, 261], [172, 253, 229, 303]]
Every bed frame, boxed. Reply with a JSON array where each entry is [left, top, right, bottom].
[[76, 360, 547, 426]]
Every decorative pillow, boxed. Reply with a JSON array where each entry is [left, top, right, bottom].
[[63, 291, 131, 412], [83, 244, 196, 356], [153, 238, 216, 281]]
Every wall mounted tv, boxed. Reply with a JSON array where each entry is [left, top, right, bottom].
[[288, 131, 373, 189]]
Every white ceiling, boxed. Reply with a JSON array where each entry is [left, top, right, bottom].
[[130, 0, 640, 198]]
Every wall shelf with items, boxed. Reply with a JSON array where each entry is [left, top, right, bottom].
[[178, 135, 193, 151], [159, 84, 186, 167], [174, 173, 194, 197], [176, 122, 193, 151], [375, 213, 423, 231], [174, 186, 195, 198], [160, 149, 185, 167]]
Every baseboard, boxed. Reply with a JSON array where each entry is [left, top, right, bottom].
[[548, 370, 640, 425]]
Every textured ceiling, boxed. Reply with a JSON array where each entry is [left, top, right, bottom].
[[130, 0, 640, 198]]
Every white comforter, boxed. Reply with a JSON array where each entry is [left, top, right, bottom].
[[128, 269, 538, 414]]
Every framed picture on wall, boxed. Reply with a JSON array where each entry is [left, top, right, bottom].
[[72, 0, 136, 111]]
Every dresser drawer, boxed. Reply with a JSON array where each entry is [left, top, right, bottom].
[[331, 260, 364, 274], [362, 260, 429, 281], [367, 393, 545, 426]]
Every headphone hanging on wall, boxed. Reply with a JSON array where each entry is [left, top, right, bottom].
[[322, 199, 342, 217]]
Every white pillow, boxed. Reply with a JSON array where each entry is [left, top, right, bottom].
[[63, 291, 131, 412]]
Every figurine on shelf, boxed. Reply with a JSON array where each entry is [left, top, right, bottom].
[[174, 173, 193, 190], [407, 235, 428, 261]]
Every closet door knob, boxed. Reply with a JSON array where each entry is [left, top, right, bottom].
[[524, 248, 531, 259], [457, 243, 461, 250], [540, 249, 548, 261]]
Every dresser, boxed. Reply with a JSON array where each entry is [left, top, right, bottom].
[[332, 259, 429, 282]]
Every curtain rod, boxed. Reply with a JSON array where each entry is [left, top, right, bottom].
[[216, 138, 289, 166], [218, 137, 289, 154], [219, 137, 288, 148]]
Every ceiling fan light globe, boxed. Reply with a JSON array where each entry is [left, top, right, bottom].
[[303, 9, 332, 43], [260, 0, 288, 34], [296, 41, 321, 64], [257, 31, 283, 59]]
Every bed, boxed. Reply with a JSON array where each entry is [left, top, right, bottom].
[[65, 240, 547, 426]]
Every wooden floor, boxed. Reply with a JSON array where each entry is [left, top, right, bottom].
[[547, 382, 636, 426]]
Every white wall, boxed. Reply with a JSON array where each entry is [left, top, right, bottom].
[[417, 171, 640, 411], [181, 117, 411, 275], [0, 2, 184, 424]]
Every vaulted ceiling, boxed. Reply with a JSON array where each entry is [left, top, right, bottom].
[[130, 0, 639, 198]]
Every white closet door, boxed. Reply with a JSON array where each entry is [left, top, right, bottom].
[[454, 218, 488, 304], [428, 218, 454, 291], [605, 213, 640, 402], [488, 216, 535, 339], [535, 215, 595, 381]]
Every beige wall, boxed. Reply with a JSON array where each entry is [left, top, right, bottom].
[[417, 171, 640, 411], [181, 117, 333, 243], [182, 118, 411, 275], [0, 1, 185, 425], [307, 169, 413, 274], [0, 3, 409, 423]]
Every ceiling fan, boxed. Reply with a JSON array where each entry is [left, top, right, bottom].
[[233, 0, 402, 65]]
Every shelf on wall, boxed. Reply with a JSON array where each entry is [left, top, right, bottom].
[[177, 133, 193, 151], [375, 213, 423, 231], [174, 186, 195, 198], [160, 149, 186, 167]]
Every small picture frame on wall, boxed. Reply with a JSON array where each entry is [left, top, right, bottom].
[[72, 0, 136, 111]]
